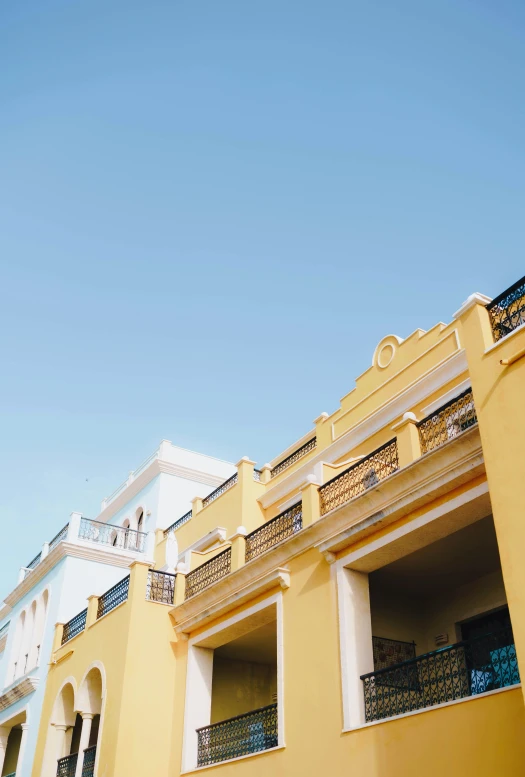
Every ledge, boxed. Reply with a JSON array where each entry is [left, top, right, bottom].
[[0, 675, 39, 711], [171, 568, 290, 635], [181, 745, 285, 773]]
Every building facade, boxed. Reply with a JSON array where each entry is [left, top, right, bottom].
[[0, 444, 234, 777], [25, 274, 525, 777]]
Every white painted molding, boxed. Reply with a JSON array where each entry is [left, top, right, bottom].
[[453, 292, 492, 319], [0, 675, 39, 711], [421, 379, 471, 418], [172, 568, 290, 635]]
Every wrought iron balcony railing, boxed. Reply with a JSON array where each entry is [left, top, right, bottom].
[[146, 570, 175, 605], [202, 473, 238, 508], [245, 503, 303, 562], [97, 575, 130, 619], [319, 439, 399, 516], [164, 510, 192, 537], [271, 437, 316, 479], [360, 627, 519, 723], [253, 468, 262, 482], [486, 275, 525, 342], [81, 745, 96, 777], [49, 523, 69, 551], [197, 703, 278, 766], [418, 388, 477, 455], [61, 608, 88, 645], [26, 551, 42, 572], [57, 752, 78, 777], [185, 547, 232, 600], [79, 517, 146, 552]]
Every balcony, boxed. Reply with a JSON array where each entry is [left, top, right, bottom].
[[146, 570, 175, 605], [245, 503, 302, 562], [319, 439, 399, 516], [97, 576, 130, 619], [418, 388, 477, 454], [360, 514, 519, 723], [57, 752, 77, 777], [81, 745, 96, 777], [164, 509, 192, 537], [61, 609, 87, 645], [197, 704, 278, 767], [78, 518, 146, 552], [486, 274, 525, 342], [270, 437, 316, 479], [361, 627, 519, 723], [185, 547, 231, 600]]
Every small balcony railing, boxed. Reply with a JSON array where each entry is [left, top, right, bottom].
[[164, 510, 192, 537], [81, 745, 96, 777], [319, 439, 399, 516], [486, 275, 525, 342], [245, 503, 302, 562], [360, 627, 519, 723], [185, 547, 231, 600], [197, 703, 278, 766], [26, 551, 42, 572], [418, 388, 477, 454], [97, 575, 130, 619], [271, 437, 316, 479], [61, 608, 88, 645], [57, 753, 78, 777], [146, 570, 175, 605], [49, 523, 69, 551], [202, 473, 238, 508], [79, 517, 146, 552]]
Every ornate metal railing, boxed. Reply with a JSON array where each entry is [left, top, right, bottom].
[[164, 510, 192, 537], [245, 503, 303, 562], [146, 570, 175, 605], [202, 474, 238, 508], [418, 388, 477, 455], [79, 517, 146, 552], [97, 575, 130, 619], [486, 275, 525, 342], [49, 523, 69, 551], [57, 752, 78, 777], [185, 548, 231, 600], [271, 438, 316, 478], [26, 551, 42, 571], [361, 627, 519, 723], [61, 609, 87, 645], [81, 745, 96, 777], [319, 439, 399, 515], [197, 703, 278, 766], [253, 468, 262, 482]]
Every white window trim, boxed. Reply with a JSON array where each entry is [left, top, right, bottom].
[[182, 592, 284, 773]]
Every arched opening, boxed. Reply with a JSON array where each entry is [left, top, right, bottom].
[[0, 710, 27, 777], [30, 589, 49, 669], [41, 681, 76, 777], [10, 611, 25, 682], [76, 666, 104, 777], [136, 509, 144, 534]]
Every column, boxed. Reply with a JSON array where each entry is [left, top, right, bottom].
[[15, 723, 29, 776], [54, 724, 68, 762], [74, 715, 94, 777], [392, 412, 421, 468], [0, 726, 9, 776]]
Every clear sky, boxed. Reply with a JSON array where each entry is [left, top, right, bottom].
[[0, 0, 523, 597]]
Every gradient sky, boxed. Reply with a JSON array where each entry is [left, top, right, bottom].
[[0, 0, 523, 597]]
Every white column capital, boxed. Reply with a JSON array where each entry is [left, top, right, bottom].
[[81, 713, 94, 721]]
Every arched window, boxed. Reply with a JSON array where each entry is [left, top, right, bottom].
[[41, 681, 76, 776], [10, 610, 25, 681], [30, 589, 49, 668], [137, 510, 144, 534]]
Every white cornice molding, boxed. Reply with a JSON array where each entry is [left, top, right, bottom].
[[0, 675, 39, 711], [171, 567, 290, 635], [453, 293, 492, 319], [269, 430, 316, 469], [3, 542, 146, 609], [421, 378, 471, 418], [96, 460, 227, 524], [258, 350, 469, 509]]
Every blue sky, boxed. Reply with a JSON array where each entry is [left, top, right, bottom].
[[0, 0, 523, 596]]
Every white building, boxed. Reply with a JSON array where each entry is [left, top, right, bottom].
[[0, 441, 234, 777]]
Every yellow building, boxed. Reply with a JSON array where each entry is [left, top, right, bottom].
[[31, 275, 525, 777]]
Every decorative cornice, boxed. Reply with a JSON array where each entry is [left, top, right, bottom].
[[0, 675, 39, 711], [171, 567, 290, 635], [3, 541, 145, 609], [170, 428, 484, 634], [453, 293, 492, 320], [258, 350, 469, 509], [96, 460, 227, 524]]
